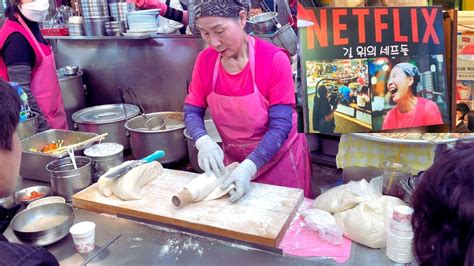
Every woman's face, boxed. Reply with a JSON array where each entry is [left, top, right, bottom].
[[387, 67, 414, 103], [197, 12, 247, 59]]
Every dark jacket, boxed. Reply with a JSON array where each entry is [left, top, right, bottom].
[[0, 205, 58, 266]]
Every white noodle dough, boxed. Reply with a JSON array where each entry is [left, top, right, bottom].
[[98, 161, 164, 200], [184, 162, 239, 201]]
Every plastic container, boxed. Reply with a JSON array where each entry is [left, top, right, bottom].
[[381, 159, 411, 199]]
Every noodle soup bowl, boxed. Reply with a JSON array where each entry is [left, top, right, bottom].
[[11, 203, 74, 246]]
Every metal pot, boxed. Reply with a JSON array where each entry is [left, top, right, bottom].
[[125, 112, 187, 164], [183, 120, 222, 173], [17, 111, 39, 140], [58, 70, 87, 130], [72, 104, 140, 150], [84, 142, 124, 182], [270, 23, 298, 56], [248, 12, 278, 34], [46, 156, 92, 201]]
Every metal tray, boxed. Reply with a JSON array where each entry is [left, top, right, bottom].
[[20, 129, 99, 182], [351, 133, 474, 145]]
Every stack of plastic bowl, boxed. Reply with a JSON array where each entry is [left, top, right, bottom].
[[105, 21, 125, 36], [68, 16, 85, 36], [126, 9, 160, 34], [109, 2, 135, 29], [80, 0, 110, 36]]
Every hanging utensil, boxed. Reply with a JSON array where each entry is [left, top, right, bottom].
[[67, 147, 78, 170]]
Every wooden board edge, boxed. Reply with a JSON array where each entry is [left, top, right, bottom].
[[71, 196, 278, 248], [273, 190, 304, 247]]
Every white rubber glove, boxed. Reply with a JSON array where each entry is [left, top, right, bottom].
[[221, 159, 257, 203], [195, 135, 225, 178]]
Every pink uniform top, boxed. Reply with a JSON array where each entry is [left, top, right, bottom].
[[185, 37, 295, 108], [382, 97, 444, 130]]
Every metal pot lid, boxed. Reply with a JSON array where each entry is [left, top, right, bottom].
[[72, 104, 140, 124]]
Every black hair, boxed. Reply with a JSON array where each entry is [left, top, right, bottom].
[[318, 85, 328, 97], [411, 142, 474, 266], [457, 103, 470, 117], [5, 0, 21, 21], [0, 80, 21, 151], [464, 111, 474, 132]]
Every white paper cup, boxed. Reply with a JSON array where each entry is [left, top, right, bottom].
[[391, 205, 414, 232], [69, 221, 96, 253], [386, 229, 414, 263]]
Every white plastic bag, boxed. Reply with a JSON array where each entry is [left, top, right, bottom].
[[301, 208, 343, 245], [314, 177, 383, 213], [334, 195, 406, 248]]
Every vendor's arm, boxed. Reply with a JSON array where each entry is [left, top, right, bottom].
[[184, 52, 225, 177], [133, 0, 189, 26], [3, 33, 50, 132]]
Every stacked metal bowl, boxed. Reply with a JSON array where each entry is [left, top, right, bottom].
[[68, 16, 85, 36], [109, 2, 135, 29], [105, 21, 126, 36], [80, 0, 110, 36]]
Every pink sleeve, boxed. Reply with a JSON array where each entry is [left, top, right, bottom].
[[185, 53, 208, 108], [424, 100, 444, 125], [267, 51, 295, 106]]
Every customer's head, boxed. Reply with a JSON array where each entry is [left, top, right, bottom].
[[318, 85, 328, 98], [457, 102, 470, 125], [194, 0, 250, 59], [463, 111, 474, 132], [0, 80, 22, 198], [411, 142, 474, 265], [387, 62, 420, 103]]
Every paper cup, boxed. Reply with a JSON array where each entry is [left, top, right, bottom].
[[386, 229, 414, 263], [69, 221, 96, 253], [391, 205, 414, 232]]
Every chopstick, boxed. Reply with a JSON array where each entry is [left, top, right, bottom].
[[45, 133, 109, 154]]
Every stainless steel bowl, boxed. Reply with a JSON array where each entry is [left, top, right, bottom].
[[11, 203, 74, 246], [248, 12, 278, 34], [14, 186, 51, 205], [63, 65, 79, 76]]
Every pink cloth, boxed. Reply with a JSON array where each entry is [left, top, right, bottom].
[[185, 37, 295, 108], [201, 36, 312, 198], [279, 198, 353, 263], [382, 97, 443, 130], [0, 16, 67, 129]]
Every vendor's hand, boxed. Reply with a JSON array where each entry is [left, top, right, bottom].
[[131, 0, 167, 13], [221, 159, 257, 203], [195, 135, 225, 178]]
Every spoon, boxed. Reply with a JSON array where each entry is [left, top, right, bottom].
[[67, 147, 78, 170]]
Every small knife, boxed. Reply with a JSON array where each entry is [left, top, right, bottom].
[[103, 150, 165, 179]]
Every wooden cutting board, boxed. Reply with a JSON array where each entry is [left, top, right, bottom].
[[72, 169, 303, 248]]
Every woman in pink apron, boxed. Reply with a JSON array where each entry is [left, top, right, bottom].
[[0, 0, 67, 130], [184, 0, 313, 201]]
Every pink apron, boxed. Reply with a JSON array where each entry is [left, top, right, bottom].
[[0, 16, 67, 129], [207, 36, 312, 198]]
